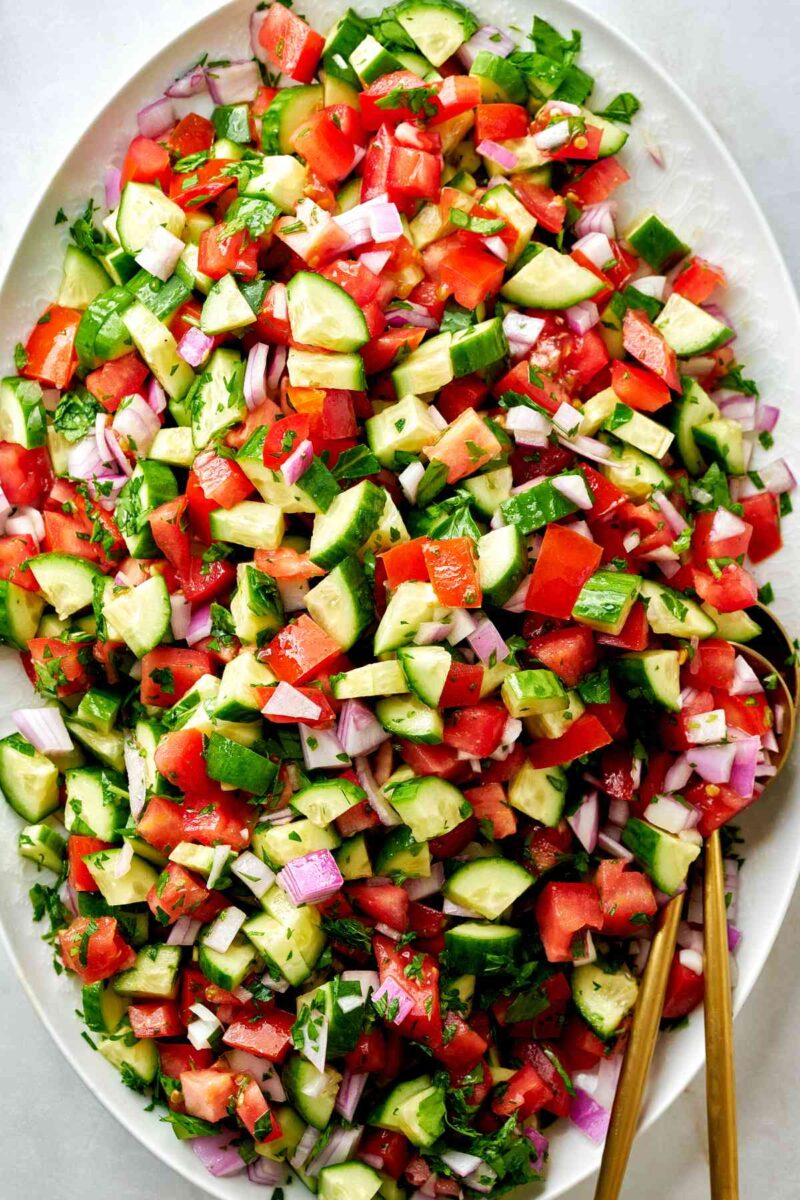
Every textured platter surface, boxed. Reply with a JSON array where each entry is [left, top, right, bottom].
[[0, 1, 797, 1196]]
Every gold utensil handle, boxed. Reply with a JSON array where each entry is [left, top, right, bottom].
[[704, 828, 739, 1200], [593, 893, 683, 1200]]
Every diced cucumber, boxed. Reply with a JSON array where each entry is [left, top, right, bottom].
[[291, 777, 364, 827], [614, 649, 681, 711], [625, 212, 689, 273], [82, 982, 129, 1035], [115, 459, 178, 557], [572, 961, 638, 1039], [209, 500, 285, 550], [502, 247, 603, 309], [198, 932, 260, 992], [501, 669, 566, 718], [98, 1023, 158, 1087], [238, 426, 340, 513], [373, 825, 431, 878], [230, 563, 283, 644], [366, 395, 442, 469], [702, 603, 761, 643], [117, 181, 186, 257], [64, 766, 128, 841], [387, 775, 468, 841], [66, 721, 125, 772], [331, 660, 409, 699], [444, 922, 521, 975], [147, 426, 195, 467], [84, 848, 159, 905], [443, 857, 532, 920], [654, 292, 732, 356], [168, 842, 235, 883], [693, 417, 746, 475], [373, 580, 441, 655], [320, 1162, 382, 1200], [29, 553, 102, 620], [213, 651, 275, 721], [288, 348, 366, 390], [477, 524, 527, 607], [103, 574, 172, 658], [113, 944, 182, 998], [362, 490, 410, 557], [396, 645, 452, 706], [244, 155, 309, 213], [262, 85, 323, 154], [375, 695, 444, 743], [524, 691, 584, 739], [639, 580, 717, 639], [244, 889, 325, 985], [604, 402, 674, 460], [57, 245, 111, 309], [601, 442, 673, 500], [18, 822, 66, 873], [284, 1056, 342, 1128], [393, 0, 478, 66], [0, 580, 45, 649], [121, 300, 195, 401], [336, 833, 372, 880], [671, 378, 720, 476], [0, 376, 46, 448], [463, 466, 514, 517], [305, 556, 374, 651], [287, 271, 369, 352], [391, 332, 454, 398], [253, 819, 341, 869], [470, 51, 526, 103], [310, 480, 386, 569], [572, 569, 641, 635], [372, 1074, 446, 1147], [622, 817, 701, 894], [200, 273, 256, 335], [190, 346, 246, 449], [450, 316, 509, 377], [205, 732, 277, 795], [508, 760, 567, 825], [500, 471, 584, 534], [482, 185, 536, 263]]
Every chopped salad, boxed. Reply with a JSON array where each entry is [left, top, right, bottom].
[[0, 0, 793, 1194]]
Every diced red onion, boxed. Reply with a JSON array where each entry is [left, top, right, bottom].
[[206, 844, 232, 890], [203, 906, 246, 954], [441, 1151, 484, 1177], [112, 394, 160, 457], [399, 460, 426, 504], [135, 224, 185, 281], [564, 300, 600, 336], [413, 621, 451, 645], [178, 326, 214, 368], [193, 1133, 246, 1177], [13, 706, 73, 754], [534, 120, 571, 151], [186, 603, 212, 647], [574, 201, 617, 240], [335, 1069, 369, 1121], [144, 376, 166, 416], [112, 839, 134, 879], [245, 343, 269, 410], [467, 617, 508, 665], [622, 530, 641, 553], [608, 798, 629, 826], [371, 977, 415, 1025], [386, 302, 439, 330], [570, 1089, 611, 1145], [338, 699, 390, 757], [263, 681, 322, 723], [644, 794, 696, 834], [301, 723, 349, 770], [502, 311, 544, 351], [755, 403, 780, 433], [443, 897, 477, 917], [457, 24, 514, 68], [774, 704, 786, 737], [652, 489, 689, 536], [464, 1163, 498, 1194], [355, 756, 401, 826], [759, 458, 796, 494], [568, 791, 600, 853], [291, 1125, 320, 1171], [483, 234, 509, 261], [664, 753, 693, 792], [718, 393, 757, 429], [630, 275, 667, 303], [104, 426, 133, 476], [678, 947, 704, 976], [552, 400, 583, 437], [267, 343, 287, 392], [250, 8, 270, 63], [123, 737, 147, 819], [205, 59, 261, 104], [678, 921, 704, 953], [502, 573, 533, 613], [710, 506, 747, 543], [552, 473, 594, 510], [166, 64, 207, 98], [165, 915, 201, 946], [248, 1158, 290, 1187], [66, 435, 104, 482], [277, 577, 309, 613], [105, 167, 122, 210], [685, 708, 726, 745], [505, 406, 552, 445], [137, 95, 175, 139], [375, 922, 402, 941], [572, 231, 615, 271], [307, 1126, 364, 1176], [686, 742, 736, 784], [598, 830, 633, 860], [446, 608, 479, 645], [557, 433, 613, 463], [731, 654, 763, 696], [730, 735, 760, 799], [403, 863, 445, 900], [523, 1126, 548, 1174], [728, 925, 742, 954], [169, 593, 191, 641], [231, 851, 276, 899], [475, 140, 518, 169], [278, 848, 343, 906], [281, 437, 314, 485]]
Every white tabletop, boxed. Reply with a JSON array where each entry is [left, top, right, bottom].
[[0, 1, 798, 1196]]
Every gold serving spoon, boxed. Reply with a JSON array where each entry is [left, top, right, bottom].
[[736, 602, 799, 707], [594, 636, 796, 1200]]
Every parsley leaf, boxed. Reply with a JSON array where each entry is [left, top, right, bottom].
[[449, 208, 506, 235], [375, 85, 438, 118], [331, 445, 380, 481], [595, 91, 641, 124], [53, 389, 101, 443]]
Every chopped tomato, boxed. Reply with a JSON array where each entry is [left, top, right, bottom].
[[622, 308, 680, 391], [86, 352, 149, 413], [567, 156, 630, 205], [528, 625, 598, 687], [439, 660, 484, 708], [67, 835, 111, 892], [181, 1068, 238, 1124], [672, 256, 727, 305], [141, 649, 216, 708], [611, 359, 671, 413], [28, 637, 94, 698], [662, 955, 705, 1019], [223, 1010, 295, 1062], [358, 1128, 411, 1180], [198, 224, 259, 280], [137, 793, 254, 853], [691, 561, 757, 612], [349, 882, 409, 933], [492, 1063, 551, 1118], [261, 614, 343, 684], [121, 135, 171, 190], [380, 537, 430, 590], [526, 524, 602, 620], [685, 779, 751, 837], [254, 545, 326, 580], [443, 702, 507, 758], [595, 859, 657, 937], [149, 496, 191, 577], [193, 450, 255, 509], [528, 713, 612, 768], [422, 537, 481, 607], [362, 326, 427, 374], [741, 492, 782, 563], [437, 245, 505, 309], [147, 861, 212, 924], [511, 175, 567, 233], [535, 881, 604, 963], [474, 103, 529, 143], [21, 304, 81, 389], [128, 1001, 184, 1040], [291, 109, 359, 182], [597, 601, 650, 651], [169, 158, 236, 209], [464, 783, 517, 839], [58, 916, 136, 984], [397, 740, 470, 783], [0, 534, 39, 592], [166, 113, 215, 159], [373, 934, 441, 1045], [258, 3, 324, 83]]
